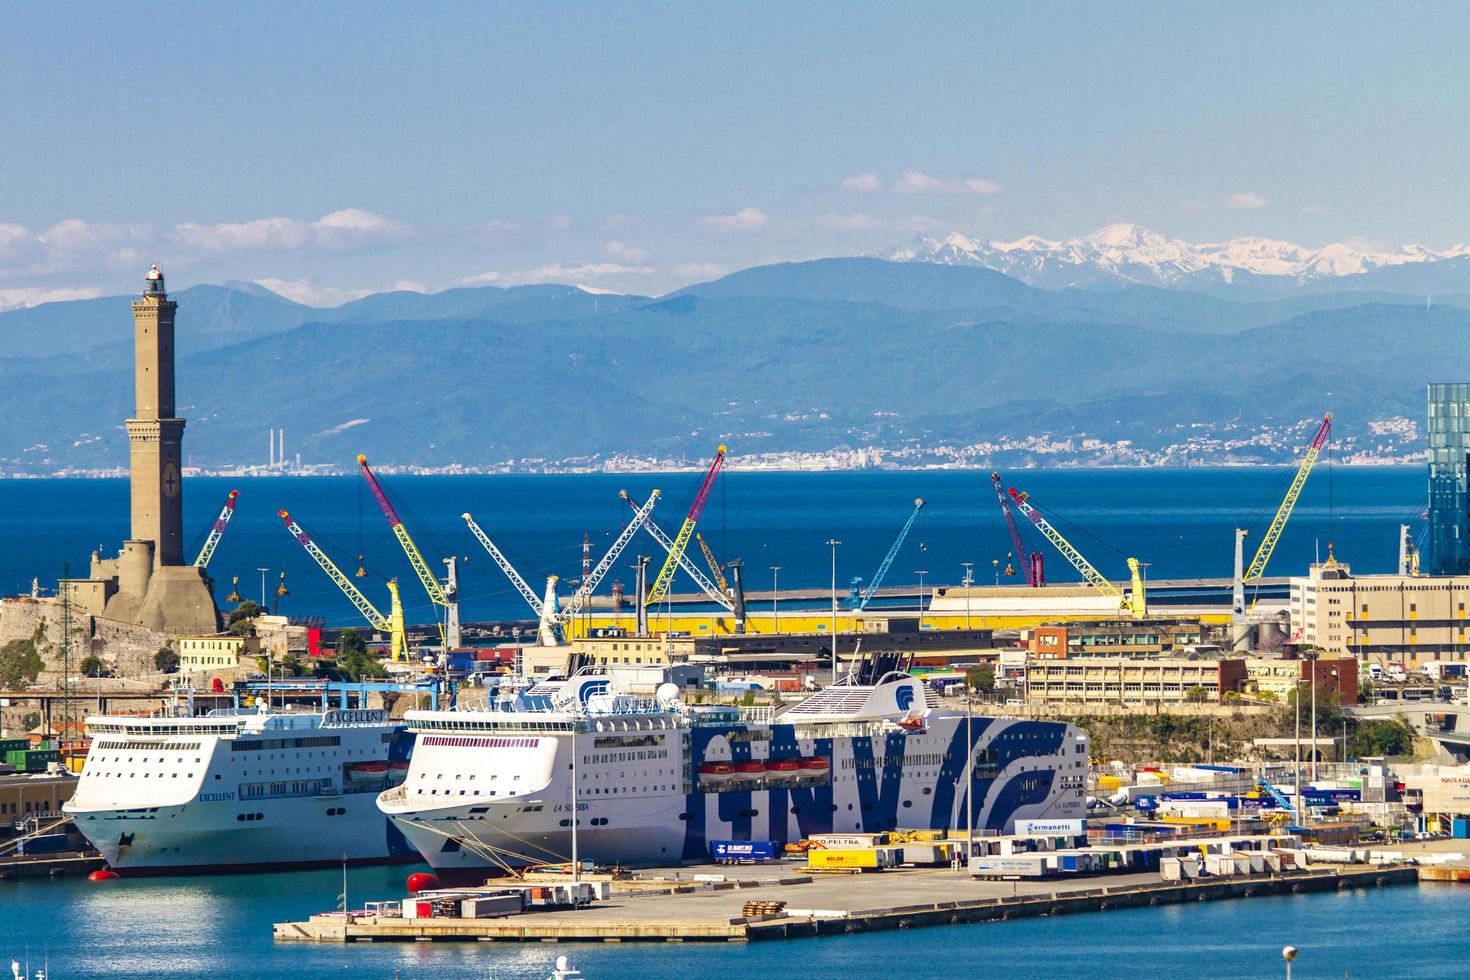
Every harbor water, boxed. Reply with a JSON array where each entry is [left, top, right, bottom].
[[0, 466, 1425, 625], [3, 863, 1467, 977]]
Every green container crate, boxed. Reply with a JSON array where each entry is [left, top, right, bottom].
[[0, 738, 27, 754]]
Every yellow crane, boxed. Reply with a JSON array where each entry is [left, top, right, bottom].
[[1008, 487, 1147, 618], [358, 455, 456, 647], [695, 532, 730, 593], [279, 509, 407, 660], [647, 446, 727, 605], [1245, 414, 1332, 584]]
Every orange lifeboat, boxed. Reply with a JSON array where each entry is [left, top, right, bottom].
[[767, 758, 800, 775], [731, 760, 767, 779], [698, 761, 735, 782], [798, 757, 831, 777]]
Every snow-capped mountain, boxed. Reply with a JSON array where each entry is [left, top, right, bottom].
[[878, 224, 1470, 293]]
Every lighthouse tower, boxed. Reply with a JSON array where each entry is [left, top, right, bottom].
[[87, 265, 219, 635]]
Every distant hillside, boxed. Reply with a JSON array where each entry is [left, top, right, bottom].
[[0, 261, 1455, 470]]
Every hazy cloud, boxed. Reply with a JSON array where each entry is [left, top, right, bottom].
[[462, 261, 655, 287], [602, 240, 648, 261], [1301, 204, 1332, 216], [1225, 192, 1269, 210], [0, 285, 104, 311], [670, 261, 725, 280], [891, 171, 1001, 194], [840, 173, 882, 191], [698, 207, 769, 231], [548, 215, 573, 229], [174, 209, 407, 252]]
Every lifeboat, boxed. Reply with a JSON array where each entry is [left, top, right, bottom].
[[388, 760, 411, 771], [766, 758, 800, 775], [896, 716, 925, 732], [697, 762, 735, 782], [346, 762, 389, 782], [798, 757, 831, 778], [730, 760, 767, 779]]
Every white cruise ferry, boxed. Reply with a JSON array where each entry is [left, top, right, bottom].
[[378, 658, 1088, 882], [65, 705, 418, 873]]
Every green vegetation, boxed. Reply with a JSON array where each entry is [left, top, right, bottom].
[[154, 647, 180, 673], [0, 621, 50, 688], [1349, 717, 1416, 759], [334, 629, 387, 681], [1183, 686, 1210, 703], [965, 664, 996, 694], [80, 654, 106, 678]]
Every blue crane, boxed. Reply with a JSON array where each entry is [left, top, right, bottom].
[[849, 498, 925, 610]]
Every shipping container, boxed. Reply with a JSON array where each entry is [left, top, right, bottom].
[[460, 893, 524, 918], [807, 846, 903, 871], [810, 832, 890, 848], [710, 840, 778, 863]]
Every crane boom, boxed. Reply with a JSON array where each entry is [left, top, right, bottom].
[[1007, 488, 1121, 597], [278, 509, 405, 659], [193, 490, 239, 568], [696, 533, 730, 593], [358, 455, 447, 609], [854, 498, 924, 610], [647, 447, 727, 605], [559, 490, 661, 622], [462, 513, 545, 616], [1244, 414, 1332, 583], [993, 473, 1043, 587], [630, 506, 736, 611]]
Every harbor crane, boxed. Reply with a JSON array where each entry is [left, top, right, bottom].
[[1230, 412, 1332, 645], [647, 446, 727, 605], [1008, 487, 1147, 618], [849, 498, 925, 611], [278, 509, 406, 660], [623, 493, 736, 612], [463, 488, 661, 646], [696, 533, 730, 593], [991, 473, 1044, 587], [357, 455, 460, 649], [192, 489, 239, 569]]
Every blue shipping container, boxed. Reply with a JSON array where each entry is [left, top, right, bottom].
[[710, 840, 777, 862]]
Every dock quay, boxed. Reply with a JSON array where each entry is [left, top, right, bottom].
[[274, 863, 1415, 945], [0, 850, 105, 880]]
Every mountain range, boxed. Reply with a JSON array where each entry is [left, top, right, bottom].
[[878, 224, 1470, 298], [0, 236, 1462, 471]]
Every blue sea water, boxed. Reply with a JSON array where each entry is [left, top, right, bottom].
[[3, 863, 1465, 978], [0, 467, 1425, 626]]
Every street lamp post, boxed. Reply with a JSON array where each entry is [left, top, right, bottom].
[[915, 570, 928, 622], [827, 539, 841, 682], [769, 566, 781, 634], [961, 562, 974, 630], [256, 567, 269, 607], [992, 559, 1000, 587]]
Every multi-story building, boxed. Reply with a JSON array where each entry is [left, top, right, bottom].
[[1429, 383, 1470, 575], [1025, 656, 1246, 707], [1029, 619, 1205, 660], [1243, 655, 1358, 704], [1290, 560, 1470, 665], [177, 634, 258, 672]]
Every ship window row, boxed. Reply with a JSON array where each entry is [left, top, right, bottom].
[[89, 724, 240, 736], [585, 749, 669, 764], [422, 736, 538, 748], [232, 736, 342, 752], [94, 741, 202, 752], [90, 771, 194, 779], [413, 721, 575, 733], [241, 778, 335, 800]]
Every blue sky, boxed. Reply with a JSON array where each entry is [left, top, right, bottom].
[[2, 2, 1467, 305]]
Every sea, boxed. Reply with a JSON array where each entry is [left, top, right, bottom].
[[4, 863, 1467, 978], [0, 466, 1428, 627]]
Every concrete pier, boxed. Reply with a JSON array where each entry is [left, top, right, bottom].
[[274, 863, 1415, 945]]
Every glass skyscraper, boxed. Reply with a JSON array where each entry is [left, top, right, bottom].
[[1428, 383, 1470, 575]]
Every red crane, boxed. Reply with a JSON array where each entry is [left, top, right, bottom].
[[992, 472, 1044, 587]]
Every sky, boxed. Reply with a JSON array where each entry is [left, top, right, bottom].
[[3, 1, 1470, 306]]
